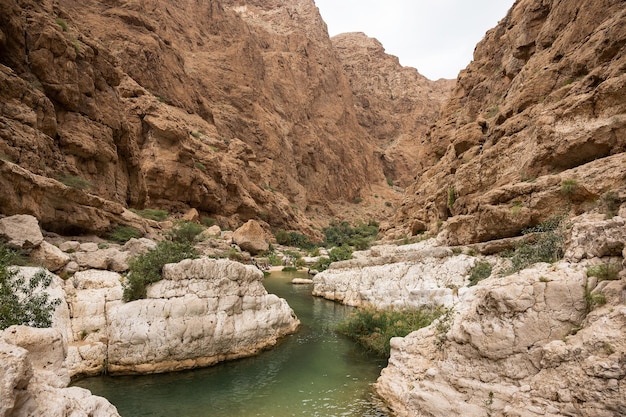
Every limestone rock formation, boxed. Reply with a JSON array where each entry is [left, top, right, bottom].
[[365, 210, 626, 417], [394, 0, 626, 244], [312, 240, 481, 308], [332, 33, 455, 186], [0, 215, 43, 249], [0, 0, 406, 235], [0, 326, 121, 417], [60, 258, 299, 376]]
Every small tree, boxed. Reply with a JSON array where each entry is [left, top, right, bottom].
[[0, 245, 61, 329]]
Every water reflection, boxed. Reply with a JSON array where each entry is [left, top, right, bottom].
[[74, 270, 390, 417]]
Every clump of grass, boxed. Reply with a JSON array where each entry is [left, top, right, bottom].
[[123, 240, 198, 301], [337, 306, 443, 357], [55, 18, 68, 31], [586, 263, 621, 281], [57, 174, 92, 190], [194, 161, 207, 172], [503, 216, 565, 275], [468, 261, 493, 286], [386, 177, 394, 187], [108, 225, 143, 243], [447, 185, 456, 212], [131, 208, 169, 222], [560, 179, 578, 196], [600, 191, 620, 218]]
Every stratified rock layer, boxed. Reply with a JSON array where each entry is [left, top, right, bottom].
[[394, 0, 626, 244]]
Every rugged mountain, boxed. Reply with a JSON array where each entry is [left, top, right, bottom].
[[0, 0, 393, 236], [332, 32, 454, 187], [393, 0, 626, 244]]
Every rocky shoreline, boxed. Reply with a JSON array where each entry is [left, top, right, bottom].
[[313, 211, 626, 417]]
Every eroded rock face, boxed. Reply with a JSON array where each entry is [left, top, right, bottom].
[[394, 0, 626, 244], [332, 33, 455, 186], [60, 258, 298, 376], [106, 258, 299, 374], [375, 262, 625, 417], [312, 240, 480, 308], [0, 326, 121, 417], [371, 212, 626, 417]]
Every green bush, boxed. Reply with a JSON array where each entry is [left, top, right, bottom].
[[468, 261, 492, 286], [131, 209, 169, 222], [587, 263, 621, 281], [201, 217, 217, 227], [560, 179, 578, 196], [447, 185, 456, 211], [337, 306, 443, 357], [329, 245, 353, 262], [55, 18, 68, 31], [166, 221, 205, 243], [311, 257, 331, 272], [57, 174, 92, 190], [266, 252, 283, 266], [503, 217, 565, 275], [322, 221, 379, 249], [0, 245, 61, 329], [108, 225, 143, 243], [123, 241, 198, 301], [274, 229, 315, 250]]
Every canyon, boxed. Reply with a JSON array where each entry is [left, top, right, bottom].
[[1, 0, 625, 416]]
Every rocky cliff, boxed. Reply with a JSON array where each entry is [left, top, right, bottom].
[[332, 32, 454, 187], [393, 0, 626, 244], [1, 0, 432, 236]]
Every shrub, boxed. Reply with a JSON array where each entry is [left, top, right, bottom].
[[601, 191, 620, 218], [322, 220, 379, 249], [282, 266, 297, 272], [274, 229, 315, 250], [329, 245, 353, 262], [131, 208, 169, 222], [166, 221, 205, 243], [123, 240, 198, 301], [57, 174, 92, 190], [311, 257, 331, 272], [338, 306, 443, 357], [560, 179, 578, 196], [503, 217, 565, 275], [447, 185, 456, 211], [266, 252, 283, 266], [108, 225, 143, 243], [587, 263, 621, 281], [201, 217, 217, 227], [0, 245, 61, 329], [386, 177, 394, 187], [55, 18, 68, 31], [468, 261, 492, 286]]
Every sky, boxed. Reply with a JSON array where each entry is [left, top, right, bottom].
[[314, 0, 516, 80]]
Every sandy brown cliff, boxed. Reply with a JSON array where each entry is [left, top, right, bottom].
[[0, 0, 390, 235], [393, 0, 626, 243], [332, 32, 454, 187]]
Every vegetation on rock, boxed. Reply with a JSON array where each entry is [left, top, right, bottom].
[[0, 244, 61, 329], [338, 306, 443, 357], [131, 209, 169, 222], [468, 261, 493, 286], [108, 225, 143, 243], [503, 217, 565, 275]]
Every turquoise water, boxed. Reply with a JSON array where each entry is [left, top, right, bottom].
[[74, 271, 391, 417]]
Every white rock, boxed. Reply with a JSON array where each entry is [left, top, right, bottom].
[[30, 241, 71, 272], [59, 241, 80, 252], [122, 237, 157, 257], [0, 214, 44, 249], [0, 326, 121, 417]]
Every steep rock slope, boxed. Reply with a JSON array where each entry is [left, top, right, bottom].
[[332, 32, 454, 186], [393, 0, 626, 244], [0, 0, 385, 235]]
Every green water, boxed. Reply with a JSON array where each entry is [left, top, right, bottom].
[[74, 271, 391, 417]]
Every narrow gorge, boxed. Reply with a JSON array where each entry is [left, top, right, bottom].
[[1, 0, 625, 416]]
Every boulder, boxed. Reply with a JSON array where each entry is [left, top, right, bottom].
[[105, 258, 299, 374], [232, 220, 270, 255], [30, 241, 71, 272], [122, 237, 157, 257], [182, 208, 199, 222], [0, 214, 44, 249], [0, 326, 121, 417]]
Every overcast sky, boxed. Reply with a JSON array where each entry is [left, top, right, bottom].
[[315, 0, 516, 80]]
